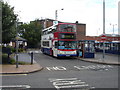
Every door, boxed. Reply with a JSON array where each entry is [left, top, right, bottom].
[[52, 40, 58, 57]]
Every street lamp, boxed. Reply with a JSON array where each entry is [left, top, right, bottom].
[[55, 8, 64, 20], [103, 0, 105, 60], [97, 28, 100, 36], [103, 0, 105, 34], [15, 20, 19, 68], [110, 23, 117, 34], [15, 11, 21, 68]]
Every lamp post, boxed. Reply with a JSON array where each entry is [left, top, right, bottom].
[[55, 8, 64, 20], [110, 23, 117, 34], [103, 0, 105, 60], [15, 11, 21, 68], [97, 28, 100, 36], [16, 20, 19, 68], [103, 0, 105, 34]]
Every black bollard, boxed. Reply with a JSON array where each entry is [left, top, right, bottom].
[[31, 52, 33, 64], [8, 54, 10, 64], [16, 54, 18, 68]]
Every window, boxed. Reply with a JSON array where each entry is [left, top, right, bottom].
[[55, 42, 58, 48], [42, 41, 49, 47], [42, 26, 57, 35], [59, 24, 76, 32], [58, 41, 76, 49]]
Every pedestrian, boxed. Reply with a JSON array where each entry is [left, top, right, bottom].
[[78, 45, 82, 57]]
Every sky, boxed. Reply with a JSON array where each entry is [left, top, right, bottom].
[[4, 0, 120, 36]]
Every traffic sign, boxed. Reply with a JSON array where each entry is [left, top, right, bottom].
[[53, 21, 58, 25], [100, 34, 107, 41]]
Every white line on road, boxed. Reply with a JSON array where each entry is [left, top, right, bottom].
[[46, 65, 114, 71], [46, 66, 67, 71], [49, 78, 92, 89], [0, 85, 31, 88], [49, 78, 78, 82], [0, 74, 27, 76]]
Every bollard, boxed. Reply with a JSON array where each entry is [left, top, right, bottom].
[[31, 52, 33, 64], [16, 54, 18, 68], [8, 54, 10, 64]]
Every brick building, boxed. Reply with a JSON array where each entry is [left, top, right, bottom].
[[38, 19, 86, 41]]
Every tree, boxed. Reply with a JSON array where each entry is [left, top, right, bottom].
[[2, 1, 17, 44], [19, 20, 42, 48]]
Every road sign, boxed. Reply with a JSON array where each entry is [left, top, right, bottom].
[[100, 34, 107, 41], [53, 21, 58, 25]]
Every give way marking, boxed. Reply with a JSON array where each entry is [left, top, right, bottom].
[[49, 78, 95, 89]]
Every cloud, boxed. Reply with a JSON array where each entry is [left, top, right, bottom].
[[8, 0, 119, 35]]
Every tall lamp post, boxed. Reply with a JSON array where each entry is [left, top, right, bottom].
[[103, 0, 105, 34], [15, 11, 21, 68], [103, 0, 105, 60], [110, 23, 117, 34], [55, 8, 64, 20], [16, 20, 19, 68]]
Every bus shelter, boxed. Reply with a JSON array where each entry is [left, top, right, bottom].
[[95, 41, 120, 55], [77, 40, 95, 58]]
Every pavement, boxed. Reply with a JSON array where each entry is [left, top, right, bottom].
[[0, 50, 119, 74], [78, 52, 120, 65], [0, 51, 43, 74]]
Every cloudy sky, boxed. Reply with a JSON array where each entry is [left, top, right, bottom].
[[5, 0, 119, 36]]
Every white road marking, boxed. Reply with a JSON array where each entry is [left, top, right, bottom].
[[49, 78, 78, 82], [46, 65, 113, 71], [46, 67, 57, 71], [46, 66, 67, 71], [53, 81, 85, 86], [0, 85, 31, 88], [49, 78, 92, 89], [0, 74, 27, 76], [74, 65, 113, 71], [54, 84, 89, 89]]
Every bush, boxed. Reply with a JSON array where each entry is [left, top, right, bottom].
[[2, 45, 26, 53], [18, 48, 24, 52], [2, 54, 15, 64]]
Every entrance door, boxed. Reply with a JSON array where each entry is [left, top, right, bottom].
[[52, 40, 58, 57]]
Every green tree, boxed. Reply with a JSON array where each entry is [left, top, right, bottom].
[[2, 1, 17, 43], [19, 20, 42, 48]]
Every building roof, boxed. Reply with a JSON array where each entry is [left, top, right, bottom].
[[11, 36, 27, 41], [99, 34, 120, 37], [39, 18, 86, 25]]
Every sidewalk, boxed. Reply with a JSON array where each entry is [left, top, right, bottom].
[[0, 52, 43, 74], [78, 52, 120, 65]]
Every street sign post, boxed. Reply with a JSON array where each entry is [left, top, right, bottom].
[[100, 34, 107, 61]]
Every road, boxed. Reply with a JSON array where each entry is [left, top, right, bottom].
[[2, 51, 119, 89]]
